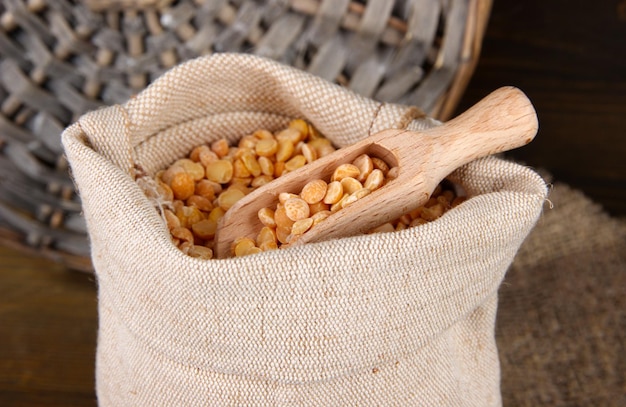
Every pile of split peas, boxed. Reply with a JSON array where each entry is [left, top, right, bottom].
[[147, 120, 465, 259]]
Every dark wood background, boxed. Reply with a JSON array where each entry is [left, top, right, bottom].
[[1, 1, 624, 406], [457, 0, 626, 217]]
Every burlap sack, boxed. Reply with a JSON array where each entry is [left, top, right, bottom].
[[62, 53, 547, 406]]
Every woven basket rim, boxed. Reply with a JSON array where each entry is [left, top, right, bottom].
[[0, 0, 493, 272]]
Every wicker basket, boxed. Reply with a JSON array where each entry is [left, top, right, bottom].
[[0, 0, 492, 271]]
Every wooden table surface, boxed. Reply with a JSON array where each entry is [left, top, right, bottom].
[[1, 1, 625, 406], [0, 246, 97, 406]]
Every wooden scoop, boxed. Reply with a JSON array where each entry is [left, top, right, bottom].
[[215, 86, 538, 258]]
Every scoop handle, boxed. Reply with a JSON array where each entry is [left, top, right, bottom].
[[418, 86, 538, 179], [378, 86, 538, 189]]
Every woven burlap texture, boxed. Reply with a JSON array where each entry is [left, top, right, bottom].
[[62, 53, 547, 406], [498, 181, 626, 406]]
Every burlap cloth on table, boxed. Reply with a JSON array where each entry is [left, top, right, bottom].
[[499, 179, 626, 406]]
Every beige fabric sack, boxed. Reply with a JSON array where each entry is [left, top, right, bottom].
[[62, 53, 547, 406]]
